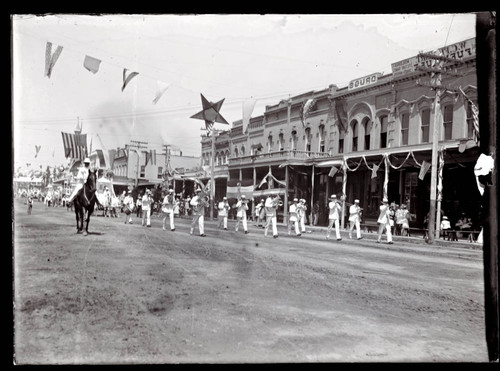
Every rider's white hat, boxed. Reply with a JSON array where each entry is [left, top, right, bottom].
[[83, 157, 91, 163]]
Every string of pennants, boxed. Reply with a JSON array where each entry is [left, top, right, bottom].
[[327, 151, 434, 181], [45, 41, 170, 104]]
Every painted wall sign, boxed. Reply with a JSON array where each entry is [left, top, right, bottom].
[[391, 38, 476, 77], [348, 73, 381, 91]]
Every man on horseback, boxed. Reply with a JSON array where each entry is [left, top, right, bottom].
[[67, 157, 91, 204]]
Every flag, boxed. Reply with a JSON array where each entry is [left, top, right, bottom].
[[242, 99, 257, 133], [300, 98, 316, 127], [45, 42, 63, 78], [418, 160, 431, 180], [328, 166, 338, 177], [371, 164, 379, 179], [459, 87, 479, 145], [61, 132, 86, 160], [149, 149, 156, 166], [34, 145, 41, 158], [227, 179, 254, 199], [257, 174, 268, 189], [121, 68, 139, 92], [152, 81, 170, 104], [83, 55, 101, 74], [334, 98, 348, 132]]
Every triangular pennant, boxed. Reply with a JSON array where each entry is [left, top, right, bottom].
[[328, 166, 338, 177], [45, 42, 63, 78], [418, 160, 431, 180], [371, 164, 379, 179], [152, 81, 170, 104], [121, 68, 139, 92], [83, 55, 101, 74], [34, 145, 41, 158], [242, 99, 257, 133]]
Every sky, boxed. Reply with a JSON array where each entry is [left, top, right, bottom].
[[12, 13, 477, 171]]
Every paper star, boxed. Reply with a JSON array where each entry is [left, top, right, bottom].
[[190, 94, 229, 131]]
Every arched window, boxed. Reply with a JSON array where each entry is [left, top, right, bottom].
[[268, 135, 273, 152], [351, 120, 358, 152], [466, 99, 478, 139], [363, 118, 372, 150], [318, 124, 326, 152], [401, 112, 409, 145], [291, 130, 298, 150], [278, 133, 285, 151], [338, 128, 345, 154], [380, 115, 388, 148]]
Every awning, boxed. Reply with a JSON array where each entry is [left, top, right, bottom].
[[316, 159, 344, 168], [252, 188, 287, 198]]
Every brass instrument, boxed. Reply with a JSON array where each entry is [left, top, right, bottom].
[[272, 195, 283, 207]]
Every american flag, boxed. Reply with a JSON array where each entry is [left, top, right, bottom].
[[300, 98, 316, 127], [459, 87, 479, 145], [61, 132, 87, 160]]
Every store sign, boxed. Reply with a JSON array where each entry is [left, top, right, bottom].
[[391, 38, 476, 77], [348, 73, 381, 91]]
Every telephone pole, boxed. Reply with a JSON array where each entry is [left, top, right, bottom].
[[128, 140, 148, 187], [162, 144, 171, 188], [416, 51, 465, 243]]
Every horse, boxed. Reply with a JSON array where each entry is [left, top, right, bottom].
[[73, 169, 99, 235]]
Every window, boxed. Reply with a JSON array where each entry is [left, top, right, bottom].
[[421, 108, 430, 143], [157, 166, 163, 179], [466, 100, 478, 139], [319, 125, 326, 152], [443, 105, 453, 140], [241, 145, 245, 156], [234, 147, 239, 157], [401, 112, 409, 145], [380, 115, 388, 148], [279, 133, 284, 151], [140, 165, 145, 178], [351, 120, 358, 152], [268, 136, 273, 152], [364, 120, 372, 150], [291, 130, 298, 150], [338, 128, 345, 154]]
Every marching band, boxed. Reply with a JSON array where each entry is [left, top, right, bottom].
[[112, 187, 374, 244]]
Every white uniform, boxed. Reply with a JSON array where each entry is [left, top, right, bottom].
[[122, 194, 134, 224], [190, 194, 205, 235], [377, 203, 393, 243], [68, 166, 89, 202], [141, 193, 153, 227], [162, 193, 176, 230], [288, 203, 300, 236], [264, 196, 278, 237], [327, 199, 341, 240], [218, 201, 230, 229], [348, 203, 362, 239], [235, 199, 249, 232], [298, 201, 307, 232]]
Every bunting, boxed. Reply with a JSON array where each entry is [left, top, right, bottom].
[[121, 68, 139, 92], [371, 164, 379, 179], [152, 81, 170, 104], [300, 98, 316, 128], [45, 42, 63, 78], [242, 99, 257, 133], [418, 160, 431, 180], [328, 166, 338, 177], [227, 179, 254, 199], [34, 145, 41, 158], [334, 98, 348, 133]]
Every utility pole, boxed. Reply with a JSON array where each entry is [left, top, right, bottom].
[[162, 144, 171, 188], [416, 51, 465, 243], [128, 140, 148, 188]]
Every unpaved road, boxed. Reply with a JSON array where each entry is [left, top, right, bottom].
[[13, 199, 488, 363]]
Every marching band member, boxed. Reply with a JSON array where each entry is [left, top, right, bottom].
[[255, 199, 265, 227], [348, 199, 362, 240], [327, 194, 342, 240], [264, 193, 280, 238], [298, 198, 307, 233], [67, 157, 91, 204], [122, 190, 135, 224], [217, 196, 230, 230], [162, 188, 176, 231], [141, 189, 153, 227], [235, 195, 249, 234], [189, 188, 206, 237], [377, 198, 393, 244], [288, 198, 301, 236]]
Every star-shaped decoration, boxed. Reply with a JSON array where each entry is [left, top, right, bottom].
[[190, 94, 229, 133]]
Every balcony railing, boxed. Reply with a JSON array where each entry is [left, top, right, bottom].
[[228, 149, 331, 165]]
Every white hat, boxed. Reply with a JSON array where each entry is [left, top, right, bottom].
[[300, 199, 305, 203], [331, 195, 337, 198], [354, 199, 359, 203], [382, 198, 388, 203], [128, 190, 132, 193], [168, 188, 174, 193], [293, 198, 298, 202], [195, 188, 202, 193], [443, 216, 448, 219], [223, 196, 227, 200], [83, 157, 91, 163], [241, 195, 246, 198]]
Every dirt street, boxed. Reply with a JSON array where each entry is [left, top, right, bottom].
[[13, 199, 488, 363]]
